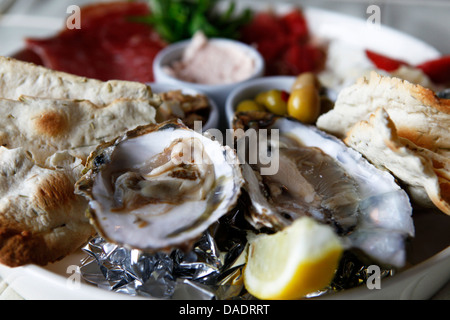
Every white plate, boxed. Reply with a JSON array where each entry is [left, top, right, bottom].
[[0, 2, 448, 300]]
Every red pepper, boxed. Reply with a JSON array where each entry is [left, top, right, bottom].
[[281, 90, 290, 102], [279, 9, 309, 43], [239, 9, 325, 77], [416, 55, 450, 84], [365, 49, 408, 72], [239, 12, 284, 44], [282, 43, 326, 75]]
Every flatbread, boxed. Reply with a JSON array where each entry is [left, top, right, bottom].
[[344, 108, 450, 215], [0, 95, 157, 165], [0, 148, 94, 267], [317, 72, 450, 158], [0, 56, 159, 106], [0, 58, 161, 267]]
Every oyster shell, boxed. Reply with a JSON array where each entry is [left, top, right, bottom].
[[76, 120, 243, 252], [233, 112, 414, 267]]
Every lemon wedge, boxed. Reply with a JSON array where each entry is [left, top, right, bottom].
[[244, 217, 343, 300]]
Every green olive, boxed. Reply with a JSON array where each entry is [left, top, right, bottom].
[[236, 99, 266, 113], [287, 84, 321, 124], [291, 72, 320, 91], [255, 89, 287, 115], [254, 91, 267, 105]]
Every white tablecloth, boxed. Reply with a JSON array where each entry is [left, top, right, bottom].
[[0, 278, 23, 300]]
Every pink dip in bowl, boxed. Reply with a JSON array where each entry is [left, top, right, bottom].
[[163, 32, 257, 85]]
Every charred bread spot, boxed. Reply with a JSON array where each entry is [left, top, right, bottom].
[[0, 226, 48, 267], [34, 172, 76, 212], [34, 110, 68, 137]]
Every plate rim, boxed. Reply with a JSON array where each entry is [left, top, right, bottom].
[[0, 2, 448, 300]]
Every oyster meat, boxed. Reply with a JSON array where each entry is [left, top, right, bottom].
[[76, 120, 243, 252], [233, 112, 414, 268]]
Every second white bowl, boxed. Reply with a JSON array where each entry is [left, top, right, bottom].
[[225, 76, 296, 128], [149, 82, 219, 131]]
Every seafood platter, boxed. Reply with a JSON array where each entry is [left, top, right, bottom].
[[0, 0, 449, 300]]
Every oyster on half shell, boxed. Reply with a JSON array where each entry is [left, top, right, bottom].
[[76, 120, 243, 252], [233, 112, 414, 268]]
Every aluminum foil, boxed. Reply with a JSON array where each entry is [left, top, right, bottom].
[[79, 222, 249, 300], [79, 205, 395, 300]]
